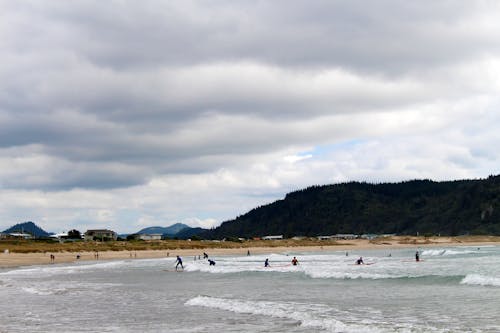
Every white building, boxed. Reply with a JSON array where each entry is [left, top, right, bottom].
[[84, 229, 117, 241], [262, 235, 284, 240], [139, 234, 162, 241]]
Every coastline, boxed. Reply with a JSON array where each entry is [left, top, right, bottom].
[[1, 236, 499, 269]]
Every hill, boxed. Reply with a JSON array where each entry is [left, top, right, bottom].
[[2, 221, 51, 238], [175, 227, 206, 239], [202, 176, 500, 239], [137, 223, 200, 237]]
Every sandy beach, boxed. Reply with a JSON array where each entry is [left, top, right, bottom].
[[1, 236, 499, 269]]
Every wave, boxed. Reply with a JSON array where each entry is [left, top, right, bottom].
[[185, 296, 381, 332], [185, 296, 452, 332], [460, 274, 500, 287], [18, 280, 123, 296], [0, 260, 129, 278], [304, 270, 397, 280], [421, 249, 476, 256]]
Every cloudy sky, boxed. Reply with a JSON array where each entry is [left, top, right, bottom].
[[1, 1, 500, 233]]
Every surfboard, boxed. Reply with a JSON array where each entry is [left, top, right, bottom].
[[163, 268, 185, 272]]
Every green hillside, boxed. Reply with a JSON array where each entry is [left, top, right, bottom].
[[203, 176, 500, 239]]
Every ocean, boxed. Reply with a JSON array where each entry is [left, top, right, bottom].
[[1, 245, 499, 332]]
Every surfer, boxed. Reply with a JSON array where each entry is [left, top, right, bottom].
[[175, 255, 184, 270], [291, 257, 298, 266], [203, 252, 208, 259], [265, 258, 269, 267], [208, 259, 216, 266], [415, 251, 420, 262], [356, 257, 364, 265]]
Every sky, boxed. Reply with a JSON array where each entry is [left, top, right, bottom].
[[1, 1, 500, 233]]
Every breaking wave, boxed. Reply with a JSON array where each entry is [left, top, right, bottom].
[[460, 274, 500, 287], [186, 296, 380, 332]]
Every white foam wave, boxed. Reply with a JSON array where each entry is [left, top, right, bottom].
[[305, 270, 397, 280], [460, 274, 500, 287], [19, 281, 123, 295], [0, 260, 129, 278], [421, 249, 476, 256], [185, 296, 383, 332]]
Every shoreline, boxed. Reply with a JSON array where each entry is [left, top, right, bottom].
[[1, 237, 499, 269]]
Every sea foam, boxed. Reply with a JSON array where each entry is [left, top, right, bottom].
[[460, 274, 500, 287], [185, 295, 381, 332]]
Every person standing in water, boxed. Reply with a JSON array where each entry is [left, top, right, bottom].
[[291, 257, 298, 266], [175, 255, 184, 270], [264, 258, 269, 267], [415, 251, 420, 262]]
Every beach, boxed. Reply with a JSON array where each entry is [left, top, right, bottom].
[[2, 236, 499, 268]]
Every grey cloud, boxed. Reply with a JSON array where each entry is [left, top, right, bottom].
[[1, 0, 500, 193], [4, 1, 499, 73]]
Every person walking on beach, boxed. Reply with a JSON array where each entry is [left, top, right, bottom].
[[291, 257, 298, 266], [265, 258, 269, 267], [175, 255, 184, 270]]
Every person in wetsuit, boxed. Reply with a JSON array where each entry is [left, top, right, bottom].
[[175, 255, 184, 270]]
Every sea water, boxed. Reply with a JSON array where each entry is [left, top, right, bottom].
[[1, 245, 500, 332]]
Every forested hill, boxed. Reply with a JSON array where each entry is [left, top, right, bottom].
[[202, 176, 500, 239]]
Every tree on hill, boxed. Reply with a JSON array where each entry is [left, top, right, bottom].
[[201, 176, 500, 239], [67, 229, 82, 239]]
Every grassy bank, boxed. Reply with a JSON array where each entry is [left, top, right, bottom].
[[0, 238, 344, 253]]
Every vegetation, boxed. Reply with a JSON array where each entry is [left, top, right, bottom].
[[202, 176, 500, 239], [0, 238, 341, 253]]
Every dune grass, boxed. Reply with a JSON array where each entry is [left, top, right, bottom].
[[0, 238, 340, 253]]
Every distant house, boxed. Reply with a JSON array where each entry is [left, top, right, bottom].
[[333, 234, 357, 240], [262, 235, 283, 240], [84, 229, 117, 241], [8, 232, 33, 239], [0, 233, 7, 239], [49, 232, 68, 240], [138, 234, 162, 241]]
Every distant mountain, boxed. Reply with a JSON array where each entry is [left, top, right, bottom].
[[135, 223, 208, 239], [175, 227, 206, 239], [137, 223, 191, 236], [201, 176, 500, 239], [2, 221, 51, 238]]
